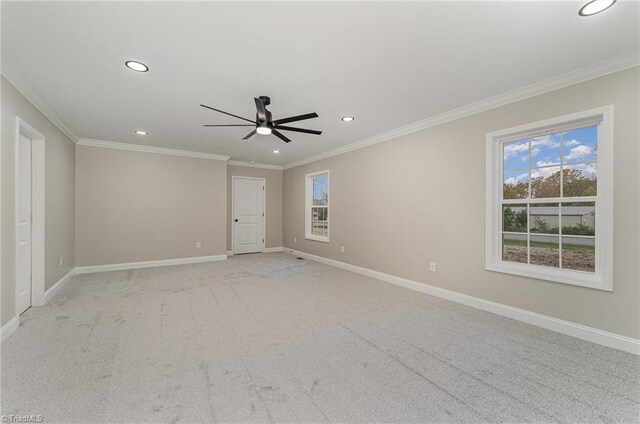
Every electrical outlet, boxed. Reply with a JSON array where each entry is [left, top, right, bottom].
[[196, 241, 201, 249], [294, 237, 297, 243], [340, 245, 345, 253], [430, 262, 436, 272], [59, 257, 63, 267]]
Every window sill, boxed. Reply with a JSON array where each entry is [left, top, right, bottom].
[[305, 235, 330, 243], [486, 260, 611, 292]]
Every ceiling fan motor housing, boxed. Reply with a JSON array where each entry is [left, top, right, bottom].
[[257, 110, 273, 125], [257, 97, 272, 124]]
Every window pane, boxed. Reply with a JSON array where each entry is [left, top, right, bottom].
[[561, 201, 595, 272], [563, 125, 597, 165], [503, 170, 529, 199], [562, 237, 595, 272], [311, 207, 328, 237], [502, 204, 527, 233], [530, 166, 560, 198], [530, 234, 559, 268], [563, 163, 597, 197], [561, 202, 595, 236], [529, 203, 559, 234], [530, 133, 561, 167], [313, 174, 328, 206], [502, 233, 527, 264], [503, 139, 529, 170]]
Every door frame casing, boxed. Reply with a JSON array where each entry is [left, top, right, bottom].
[[231, 176, 266, 255], [14, 116, 46, 310]]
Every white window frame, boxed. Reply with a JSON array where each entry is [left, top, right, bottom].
[[305, 170, 330, 243], [485, 106, 613, 291]]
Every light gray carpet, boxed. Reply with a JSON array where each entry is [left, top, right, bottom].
[[1, 253, 639, 423]]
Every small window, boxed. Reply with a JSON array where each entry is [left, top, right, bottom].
[[486, 106, 613, 291], [305, 170, 329, 242]]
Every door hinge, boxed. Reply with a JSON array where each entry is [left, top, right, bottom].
[[263, 186, 265, 190], [262, 239, 265, 243], [262, 212, 265, 217]]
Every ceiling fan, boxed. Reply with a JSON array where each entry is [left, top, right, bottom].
[[201, 96, 321, 143]]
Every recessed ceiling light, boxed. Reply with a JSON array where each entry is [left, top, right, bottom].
[[579, 0, 616, 16], [342, 116, 355, 122], [125, 61, 149, 72], [134, 130, 148, 135], [256, 126, 272, 135], [273, 150, 280, 154]]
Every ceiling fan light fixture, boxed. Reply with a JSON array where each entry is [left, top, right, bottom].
[[256, 126, 272, 135], [125, 61, 149, 72], [579, 0, 616, 16]]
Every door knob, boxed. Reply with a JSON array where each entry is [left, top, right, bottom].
[[234, 219, 238, 222]]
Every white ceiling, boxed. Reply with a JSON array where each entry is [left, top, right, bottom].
[[2, 1, 639, 166]]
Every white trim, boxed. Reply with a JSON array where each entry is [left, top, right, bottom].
[[31, 133, 45, 307], [2, 66, 80, 143], [285, 248, 640, 356], [305, 170, 330, 243], [305, 234, 330, 243], [1, 316, 20, 344], [44, 269, 76, 304], [231, 176, 267, 254], [263, 247, 284, 253], [15, 117, 46, 309], [283, 52, 639, 170], [485, 106, 613, 291], [228, 160, 283, 170], [226, 250, 234, 256], [77, 138, 230, 161], [75, 255, 227, 274]]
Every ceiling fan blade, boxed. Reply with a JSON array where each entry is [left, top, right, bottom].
[[242, 129, 257, 140], [274, 125, 322, 135], [272, 129, 291, 143], [272, 112, 319, 125], [203, 124, 255, 127], [200, 104, 255, 124], [254, 98, 267, 123]]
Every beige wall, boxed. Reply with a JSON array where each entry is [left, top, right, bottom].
[[283, 67, 640, 339], [1, 76, 76, 326], [227, 165, 283, 251], [75, 146, 227, 266]]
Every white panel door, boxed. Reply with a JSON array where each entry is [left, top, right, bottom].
[[16, 133, 32, 315], [233, 177, 265, 254]]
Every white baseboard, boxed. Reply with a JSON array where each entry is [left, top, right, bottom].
[[285, 248, 640, 356], [2, 270, 76, 345], [75, 255, 228, 274], [1, 316, 19, 344], [226, 251, 234, 256], [44, 268, 76, 303]]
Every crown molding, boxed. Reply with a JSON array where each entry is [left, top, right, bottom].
[[228, 160, 283, 170], [4, 50, 637, 169], [77, 138, 231, 161], [283, 51, 640, 170], [2, 64, 80, 144]]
